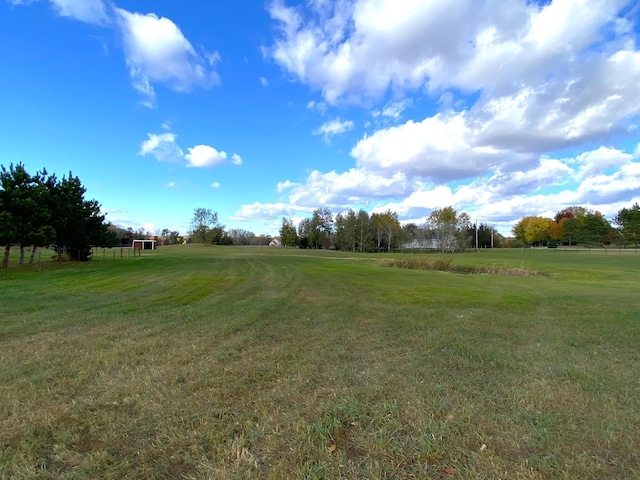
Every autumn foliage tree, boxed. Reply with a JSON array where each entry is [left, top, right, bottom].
[[512, 216, 553, 246]]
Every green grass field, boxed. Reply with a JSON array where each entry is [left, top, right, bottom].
[[1, 245, 639, 479]]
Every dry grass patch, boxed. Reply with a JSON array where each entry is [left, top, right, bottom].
[[384, 256, 545, 276]]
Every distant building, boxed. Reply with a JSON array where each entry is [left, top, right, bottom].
[[132, 239, 157, 250]]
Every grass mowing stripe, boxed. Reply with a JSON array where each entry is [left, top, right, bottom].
[[1, 245, 639, 479]]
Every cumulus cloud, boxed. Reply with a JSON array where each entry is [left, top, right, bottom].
[[278, 168, 412, 207], [268, 0, 640, 158], [185, 145, 227, 168], [115, 8, 220, 107], [211, 182, 221, 188], [232, 202, 310, 221], [313, 117, 354, 141], [139, 130, 242, 169], [236, 143, 640, 234], [485, 158, 573, 196], [10, 1, 222, 105], [350, 112, 534, 182]]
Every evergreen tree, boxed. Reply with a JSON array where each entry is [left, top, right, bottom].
[[0, 164, 55, 267], [47, 172, 108, 261], [615, 203, 640, 247]]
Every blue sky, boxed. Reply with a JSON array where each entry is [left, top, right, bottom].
[[2, 0, 640, 236]]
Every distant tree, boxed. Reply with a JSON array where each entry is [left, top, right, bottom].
[[525, 217, 552, 245], [279, 217, 299, 247], [548, 219, 564, 241], [554, 206, 588, 245], [228, 228, 255, 246], [356, 209, 372, 252], [190, 208, 220, 244], [160, 228, 170, 245], [298, 236, 310, 249], [308, 208, 333, 249], [554, 206, 588, 222], [401, 222, 419, 250], [579, 211, 613, 247], [561, 216, 580, 245], [334, 212, 347, 251], [298, 217, 312, 249], [207, 226, 232, 245], [100, 225, 118, 248], [468, 222, 501, 248], [615, 203, 640, 247], [427, 206, 471, 252], [346, 209, 359, 252], [512, 216, 552, 246], [371, 209, 400, 252]]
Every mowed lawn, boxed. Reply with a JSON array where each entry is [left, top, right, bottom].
[[1, 245, 639, 479]]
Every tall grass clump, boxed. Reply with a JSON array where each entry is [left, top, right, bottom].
[[384, 256, 542, 275]]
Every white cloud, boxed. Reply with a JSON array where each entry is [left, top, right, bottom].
[[211, 182, 221, 188], [139, 130, 242, 169], [10, 0, 109, 24], [307, 100, 328, 114], [232, 202, 310, 221], [268, 0, 634, 100], [139, 132, 183, 163], [260, 76, 269, 86], [185, 145, 227, 168], [236, 143, 640, 235], [115, 8, 220, 107], [313, 117, 354, 141], [351, 112, 526, 182], [167, 182, 176, 188], [372, 99, 412, 120], [49, 0, 108, 24], [572, 146, 634, 181], [485, 158, 573, 196], [11, 1, 222, 105], [279, 168, 412, 207], [267, 0, 640, 156]]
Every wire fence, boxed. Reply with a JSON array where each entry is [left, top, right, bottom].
[[1, 246, 149, 273]]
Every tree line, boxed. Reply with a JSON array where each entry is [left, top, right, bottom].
[[188, 208, 276, 246], [280, 206, 504, 252], [0, 163, 113, 268], [511, 205, 640, 248]]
